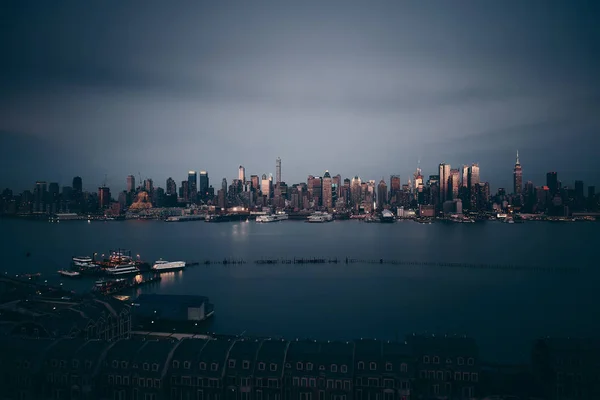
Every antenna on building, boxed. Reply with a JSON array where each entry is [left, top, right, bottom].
[[103, 174, 108, 187]]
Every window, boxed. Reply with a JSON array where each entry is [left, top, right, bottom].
[[199, 362, 206, 370], [454, 372, 461, 381], [210, 363, 218, 371], [385, 363, 392, 371], [258, 362, 265, 371], [256, 391, 262, 400], [310, 378, 316, 387], [228, 360, 236, 368], [436, 371, 443, 380], [467, 358, 474, 366], [197, 390, 204, 400], [327, 379, 333, 389], [344, 380, 350, 390], [72, 360, 79, 368], [420, 370, 427, 379], [400, 363, 407, 372], [319, 365, 325, 371], [85, 361, 92, 369], [400, 380, 409, 390], [124, 376, 130, 385], [433, 384, 440, 395], [301, 378, 308, 387], [306, 362, 313, 371], [173, 361, 180, 369], [433, 356, 439, 364], [293, 377, 299, 386], [139, 377, 145, 387], [369, 362, 376, 371], [256, 377, 263, 387], [463, 372, 470, 382], [270, 363, 277, 371], [296, 362, 303, 370], [445, 358, 452, 364], [143, 363, 149, 371], [112, 360, 119, 368], [285, 363, 291, 369], [471, 373, 478, 382], [109, 375, 115, 384], [243, 360, 250, 369], [428, 371, 435, 379], [341, 365, 347, 373], [457, 357, 464, 365], [357, 361, 364, 370], [384, 379, 394, 388], [52, 359, 58, 368], [60, 360, 66, 368], [152, 363, 159, 372], [154, 379, 161, 388], [423, 356, 429, 364], [331, 364, 337, 372]]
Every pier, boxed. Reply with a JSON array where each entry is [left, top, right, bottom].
[[180, 257, 580, 273]]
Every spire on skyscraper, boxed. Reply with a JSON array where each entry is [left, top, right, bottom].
[[516, 150, 520, 165]]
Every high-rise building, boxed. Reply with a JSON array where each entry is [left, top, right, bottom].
[[238, 166, 245, 182], [311, 176, 323, 207], [377, 179, 387, 209], [72, 176, 82, 193], [98, 186, 111, 209], [574, 180, 584, 209], [250, 175, 259, 192], [166, 178, 177, 196], [390, 175, 401, 203], [222, 178, 228, 195], [34, 181, 47, 213], [181, 181, 189, 202], [438, 163, 451, 203], [469, 164, 480, 187], [199, 171, 209, 199], [449, 169, 460, 200], [127, 175, 136, 193], [461, 165, 469, 187], [276, 157, 281, 184], [261, 174, 269, 198], [546, 172, 558, 196], [144, 178, 153, 193], [513, 151, 522, 195], [322, 171, 333, 209], [188, 171, 197, 202]]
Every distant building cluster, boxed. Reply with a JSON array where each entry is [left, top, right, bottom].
[[1, 153, 598, 218]]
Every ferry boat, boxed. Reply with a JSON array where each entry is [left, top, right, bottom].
[[256, 213, 289, 223], [380, 210, 395, 223], [152, 260, 186, 271], [72, 256, 93, 267], [58, 270, 81, 278], [306, 212, 333, 223], [105, 263, 140, 276]]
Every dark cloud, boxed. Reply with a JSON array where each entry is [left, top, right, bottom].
[[1, 0, 599, 192]]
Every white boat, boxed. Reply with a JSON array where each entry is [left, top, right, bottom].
[[256, 213, 289, 223], [105, 263, 139, 275], [152, 260, 186, 271], [306, 212, 333, 223], [58, 270, 80, 278], [72, 256, 93, 267]]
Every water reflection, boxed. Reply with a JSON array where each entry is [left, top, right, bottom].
[[158, 270, 183, 288], [231, 222, 249, 241]]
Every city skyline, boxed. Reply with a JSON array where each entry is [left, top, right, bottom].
[[1, 2, 599, 192]]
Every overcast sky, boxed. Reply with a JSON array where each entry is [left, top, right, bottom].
[[1, 0, 599, 192]]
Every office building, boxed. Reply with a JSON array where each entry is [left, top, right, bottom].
[[33, 181, 47, 213], [546, 172, 558, 196], [98, 186, 111, 209], [238, 165, 245, 182], [322, 171, 333, 209], [438, 163, 451, 203], [513, 151, 522, 195], [166, 178, 176, 196], [72, 176, 82, 193], [276, 157, 281, 184], [449, 169, 460, 200], [199, 171, 209, 199], [127, 175, 136, 193], [188, 171, 197, 202], [377, 179, 387, 209]]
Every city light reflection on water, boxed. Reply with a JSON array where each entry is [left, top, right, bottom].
[[158, 270, 182, 288], [231, 221, 249, 240]]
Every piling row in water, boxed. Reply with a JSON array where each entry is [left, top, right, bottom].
[[184, 258, 579, 273]]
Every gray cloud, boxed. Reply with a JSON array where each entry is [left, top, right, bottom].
[[1, 0, 599, 192]]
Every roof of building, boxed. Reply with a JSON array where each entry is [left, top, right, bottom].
[[255, 339, 288, 378], [135, 294, 210, 306], [226, 339, 262, 375]]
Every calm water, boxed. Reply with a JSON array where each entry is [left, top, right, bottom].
[[2, 218, 599, 363]]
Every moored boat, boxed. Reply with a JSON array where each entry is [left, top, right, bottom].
[[58, 270, 81, 278], [152, 260, 186, 271], [306, 212, 333, 223], [105, 263, 139, 275], [72, 256, 93, 267]]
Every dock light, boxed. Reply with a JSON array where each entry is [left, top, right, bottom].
[[151, 321, 154, 324]]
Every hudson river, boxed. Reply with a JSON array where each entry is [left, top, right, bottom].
[[3, 218, 599, 363]]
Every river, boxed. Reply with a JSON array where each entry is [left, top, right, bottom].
[[2, 218, 598, 363]]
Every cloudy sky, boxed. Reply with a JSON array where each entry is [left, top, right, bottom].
[[1, 0, 599, 192]]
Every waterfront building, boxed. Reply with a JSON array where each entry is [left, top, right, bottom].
[[513, 151, 522, 195], [224, 339, 262, 400], [127, 175, 136, 193], [322, 171, 333, 210], [255, 339, 288, 400], [276, 157, 282, 184], [438, 163, 451, 204]]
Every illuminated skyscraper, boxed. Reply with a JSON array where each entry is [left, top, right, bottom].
[[188, 171, 197, 202], [275, 157, 281, 184], [250, 175, 259, 192], [322, 171, 333, 209], [438, 163, 451, 203], [98, 186, 111, 209], [377, 179, 387, 209], [199, 171, 209, 199], [513, 150, 522, 195], [127, 175, 136, 193], [469, 164, 480, 186], [461, 165, 469, 187], [449, 169, 460, 200], [238, 166, 245, 182], [166, 177, 177, 196]]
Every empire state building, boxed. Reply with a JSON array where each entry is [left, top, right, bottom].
[[513, 150, 522, 195]]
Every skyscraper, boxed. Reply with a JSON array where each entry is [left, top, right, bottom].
[[449, 169, 460, 200], [438, 163, 451, 203], [127, 175, 136, 193], [377, 179, 387, 209], [461, 165, 469, 187], [513, 151, 522, 195], [250, 175, 259, 192], [72, 176, 82, 193], [469, 164, 480, 186], [199, 171, 209, 199], [166, 178, 177, 196], [98, 186, 111, 209], [188, 171, 197, 203], [546, 172, 558, 196], [276, 157, 281, 184], [222, 178, 228, 195], [322, 171, 333, 209], [238, 166, 245, 182], [34, 181, 47, 212], [144, 178, 153, 193]]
